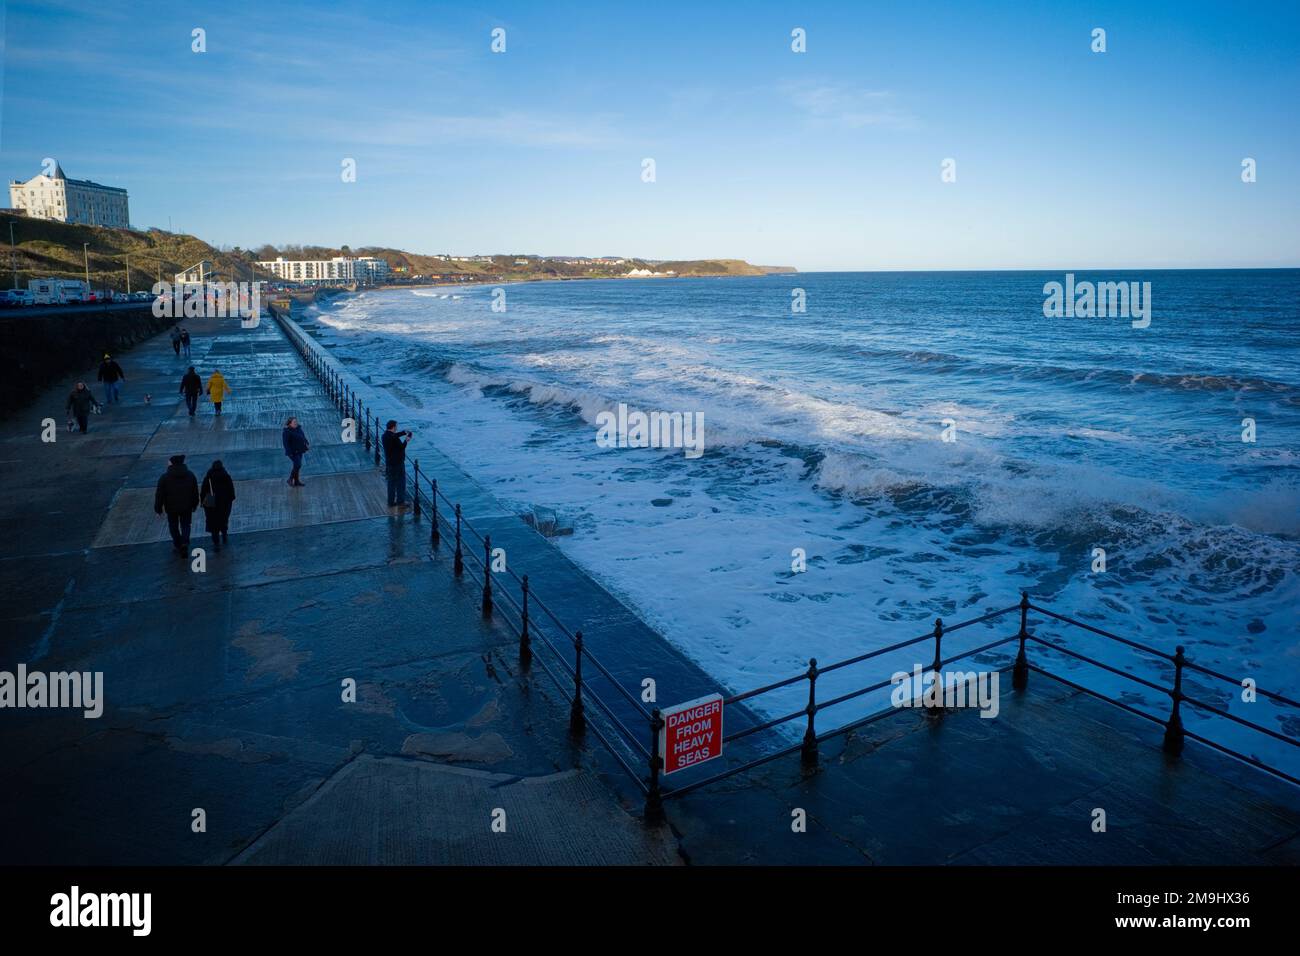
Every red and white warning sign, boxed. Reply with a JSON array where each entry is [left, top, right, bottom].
[[660, 693, 724, 774]]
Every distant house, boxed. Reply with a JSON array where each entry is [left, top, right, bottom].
[[174, 261, 214, 286], [9, 162, 130, 228]]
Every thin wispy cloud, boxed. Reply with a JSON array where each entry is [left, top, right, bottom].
[[780, 81, 919, 130], [330, 111, 623, 150]]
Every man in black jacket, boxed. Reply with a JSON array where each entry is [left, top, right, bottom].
[[179, 366, 203, 416], [154, 454, 200, 554], [382, 420, 413, 509], [65, 382, 101, 433], [97, 353, 125, 405]]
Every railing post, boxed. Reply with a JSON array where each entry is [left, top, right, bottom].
[[374, 415, 382, 465], [927, 617, 945, 714], [1163, 645, 1186, 756], [362, 406, 370, 452], [801, 657, 819, 768], [412, 460, 422, 516], [453, 505, 464, 576], [569, 631, 586, 735], [481, 534, 493, 618], [519, 574, 532, 668], [1013, 591, 1030, 691], [645, 708, 665, 823], [430, 479, 440, 546]]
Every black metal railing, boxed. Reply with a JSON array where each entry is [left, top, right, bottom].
[[269, 307, 1300, 820], [1021, 600, 1300, 786]]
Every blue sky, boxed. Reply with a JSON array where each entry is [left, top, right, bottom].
[[2, 0, 1297, 270]]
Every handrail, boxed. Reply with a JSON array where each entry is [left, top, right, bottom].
[[656, 595, 1298, 808], [1032, 602, 1300, 709], [1028, 603, 1174, 661], [269, 305, 1300, 820]]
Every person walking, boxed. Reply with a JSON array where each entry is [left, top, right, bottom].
[[205, 369, 231, 415], [200, 460, 236, 549], [170, 327, 181, 356], [65, 381, 102, 433], [154, 454, 200, 555], [382, 420, 413, 509], [180, 327, 192, 359], [97, 354, 125, 405], [180, 366, 203, 416], [282, 416, 310, 487]]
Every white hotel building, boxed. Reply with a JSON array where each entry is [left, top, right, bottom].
[[9, 162, 130, 228], [256, 255, 389, 285]]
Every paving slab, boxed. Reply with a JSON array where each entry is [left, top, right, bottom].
[[92, 472, 393, 547], [232, 755, 680, 866]]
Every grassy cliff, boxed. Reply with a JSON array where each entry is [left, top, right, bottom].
[[1, 213, 270, 293]]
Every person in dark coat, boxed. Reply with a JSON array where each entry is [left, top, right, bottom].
[[180, 366, 203, 416], [170, 327, 181, 356], [382, 419, 413, 509], [154, 454, 200, 554], [65, 381, 101, 433], [282, 417, 310, 487], [180, 327, 192, 359], [97, 354, 125, 405], [200, 460, 236, 549]]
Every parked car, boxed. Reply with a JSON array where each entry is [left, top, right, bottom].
[[130, 290, 152, 301], [2, 289, 35, 307]]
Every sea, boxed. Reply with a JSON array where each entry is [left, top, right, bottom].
[[305, 270, 1300, 772]]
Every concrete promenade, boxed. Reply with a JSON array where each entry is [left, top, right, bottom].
[[0, 314, 677, 864], [2, 308, 1297, 865]]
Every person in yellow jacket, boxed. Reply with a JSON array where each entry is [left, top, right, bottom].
[[205, 370, 232, 415]]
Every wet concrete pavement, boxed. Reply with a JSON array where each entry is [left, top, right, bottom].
[[0, 314, 676, 864]]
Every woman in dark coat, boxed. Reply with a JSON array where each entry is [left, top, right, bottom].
[[200, 460, 236, 548], [282, 417, 310, 487]]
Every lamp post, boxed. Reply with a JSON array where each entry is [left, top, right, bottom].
[[8, 221, 16, 290], [83, 242, 90, 289]]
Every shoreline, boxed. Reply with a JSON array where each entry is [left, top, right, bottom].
[[297, 270, 794, 301]]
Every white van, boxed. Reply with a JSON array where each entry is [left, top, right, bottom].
[[28, 278, 89, 305]]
